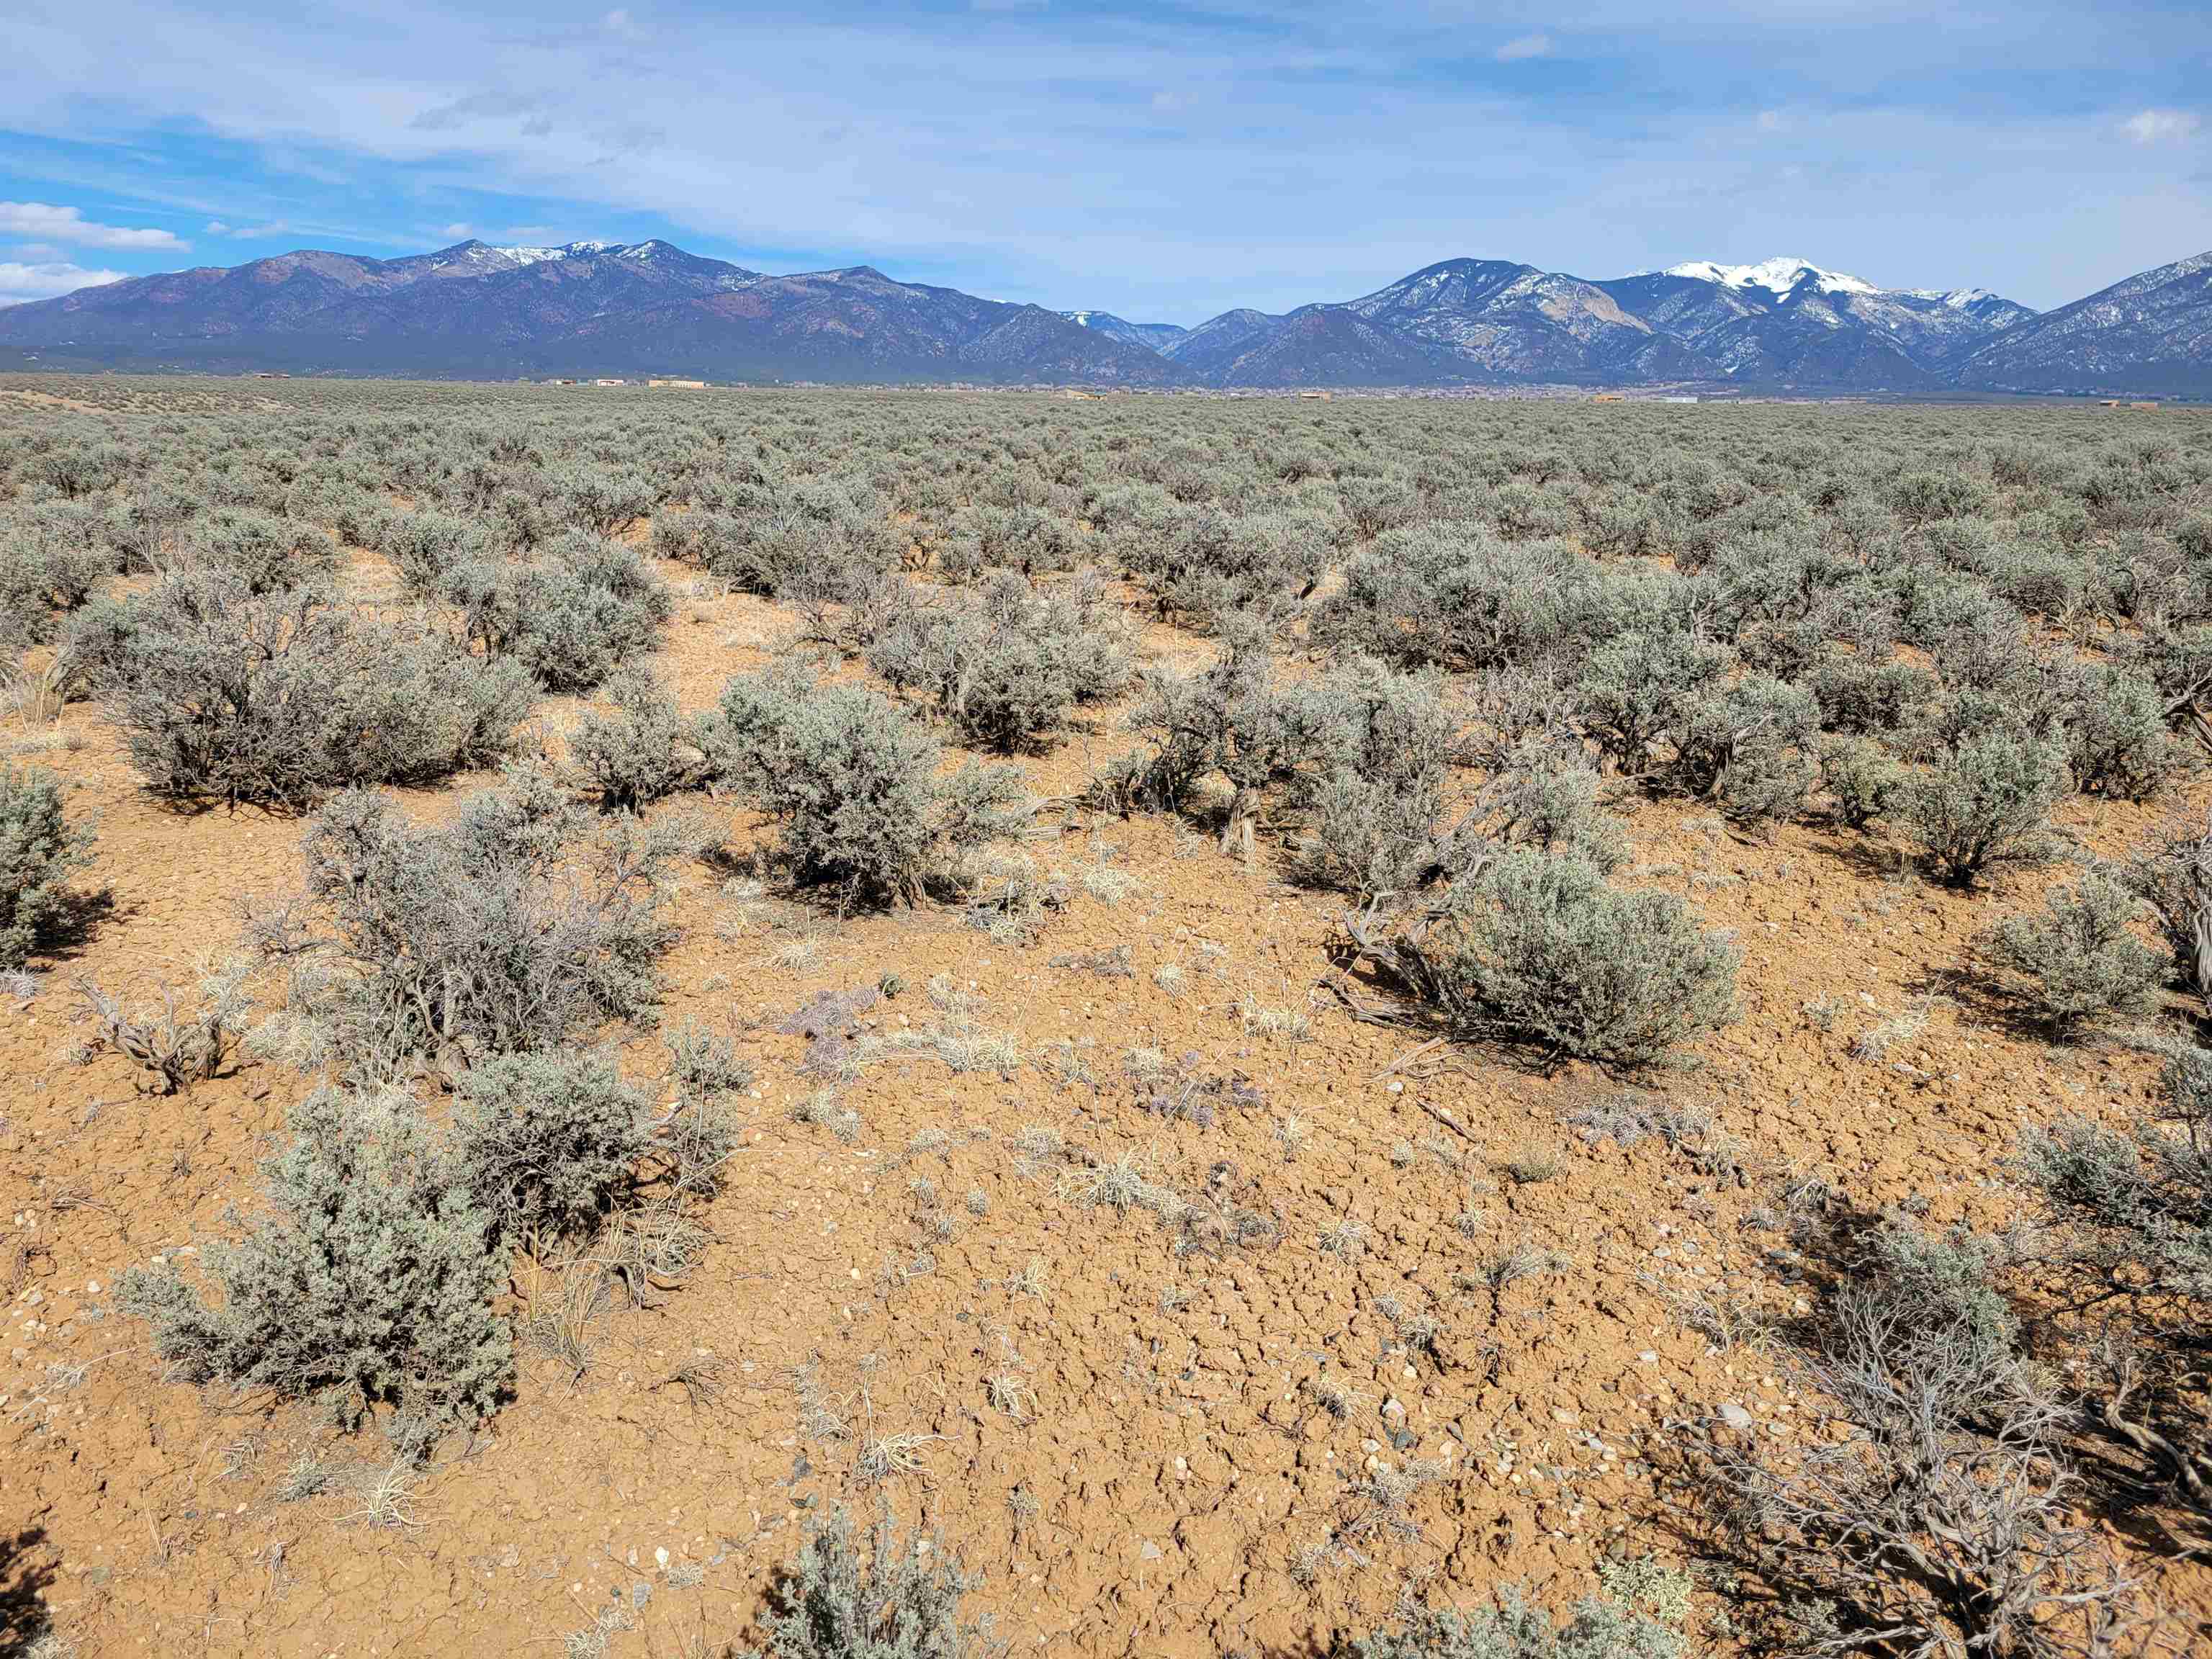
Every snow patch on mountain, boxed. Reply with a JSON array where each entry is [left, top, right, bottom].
[[1657, 257, 1879, 298], [485, 240, 621, 267]]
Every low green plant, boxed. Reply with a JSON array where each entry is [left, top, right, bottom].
[[1899, 732, 2065, 887], [733, 1504, 994, 1659], [449, 1048, 651, 1243], [1363, 850, 1737, 1068], [118, 1084, 511, 1452], [1976, 870, 2164, 1033], [1341, 1557, 1689, 1659], [715, 668, 1025, 908], [0, 764, 92, 966]]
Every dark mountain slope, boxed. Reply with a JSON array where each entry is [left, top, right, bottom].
[[1959, 251, 2212, 395]]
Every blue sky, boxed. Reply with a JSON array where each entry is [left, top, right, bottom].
[[2, 0, 2207, 319]]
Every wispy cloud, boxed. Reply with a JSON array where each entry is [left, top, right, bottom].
[[2123, 108, 2200, 145], [0, 200, 184, 249], [0, 259, 126, 305], [2, 0, 2208, 315]]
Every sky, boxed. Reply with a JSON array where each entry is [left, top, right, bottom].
[[1, 0, 2207, 320]]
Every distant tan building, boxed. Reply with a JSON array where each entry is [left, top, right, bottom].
[[1297, 389, 1332, 400], [649, 377, 708, 389], [1591, 392, 1624, 403], [2130, 400, 2159, 410], [594, 378, 628, 387]]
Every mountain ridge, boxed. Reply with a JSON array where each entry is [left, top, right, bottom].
[[2, 240, 2205, 395]]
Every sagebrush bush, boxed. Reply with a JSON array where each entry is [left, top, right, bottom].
[[118, 1084, 511, 1450], [1855, 1221, 2023, 1375], [284, 766, 673, 1068], [87, 570, 530, 806], [733, 1506, 990, 1659], [2019, 1051, 2212, 1320], [864, 572, 1129, 752], [509, 530, 672, 692], [568, 666, 721, 809], [1343, 1560, 1688, 1659], [184, 507, 339, 592], [1899, 732, 2065, 886], [450, 1048, 650, 1243], [1809, 651, 1937, 736], [2061, 665, 2174, 801], [1121, 503, 1334, 626], [0, 765, 92, 967], [1668, 674, 1820, 824], [1287, 658, 1462, 894], [1577, 626, 1730, 775], [1368, 850, 1738, 1068], [716, 669, 1025, 907], [379, 508, 498, 592], [2128, 813, 2212, 995], [1107, 638, 1447, 866], [1819, 734, 1905, 829], [1318, 524, 1596, 673], [0, 500, 114, 645], [1977, 870, 2164, 1033], [1469, 741, 1625, 873], [1697, 1230, 2129, 1659]]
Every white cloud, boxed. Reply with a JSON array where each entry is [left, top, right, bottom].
[[0, 201, 184, 249], [441, 221, 475, 237], [202, 219, 292, 238], [1758, 109, 1786, 132], [2123, 108, 2200, 145], [0, 261, 127, 305], [202, 219, 230, 234], [1494, 34, 1552, 61]]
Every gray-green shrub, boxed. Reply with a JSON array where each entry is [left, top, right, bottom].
[[1977, 870, 2164, 1033], [1368, 850, 1738, 1068], [117, 1084, 511, 1449], [568, 667, 721, 810], [1668, 674, 1820, 824], [1342, 1560, 1687, 1659], [863, 572, 1129, 752], [87, 570, 531, 807], [1899, 732, 2065, 887], [184, 507, 339, 593], [734, 1505, 989, 1659], [714, 669, 1025, 908], [2061, 665, 2174, 801], [0, 765, 92, 967], [287, 767, 672, 1067], [449, 1048, 651, 1243], [1820, 734, 1905, 830]]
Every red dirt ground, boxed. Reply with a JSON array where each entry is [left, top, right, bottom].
[[4, 549, 2206, 1658]]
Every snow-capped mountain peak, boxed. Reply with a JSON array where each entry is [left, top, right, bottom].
[[1902, 287, 1996, 309], [1658, 256, 1879, 298], [480, 240, 621, 267]]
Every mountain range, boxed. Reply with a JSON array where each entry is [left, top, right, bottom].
[[1, 239, 2205, 395]]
